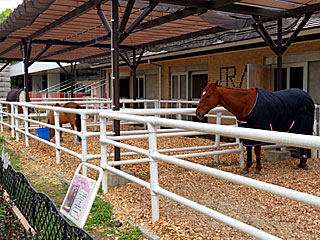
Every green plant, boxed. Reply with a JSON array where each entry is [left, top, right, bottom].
[[10, 137, 16, 141], [0, 135, 5, 144], [86, 197, 113, 228], [0, 186, 42, 239]]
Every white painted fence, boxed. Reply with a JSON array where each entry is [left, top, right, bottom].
[[0, 99, 242, 175], [1, 98, 320, 239], [99, 111, 320, 240]]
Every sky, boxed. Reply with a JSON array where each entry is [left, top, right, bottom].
[[0, 0, 23, 13]]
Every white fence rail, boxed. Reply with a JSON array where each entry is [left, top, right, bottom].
[[99, 111, 320, 240], [1, 98, 320, 239]]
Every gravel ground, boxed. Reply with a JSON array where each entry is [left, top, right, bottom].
[[2, 127, 320, 240]]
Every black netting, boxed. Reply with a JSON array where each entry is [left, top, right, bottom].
[[0, 157, 95, 240]]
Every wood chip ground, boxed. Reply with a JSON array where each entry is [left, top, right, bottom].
[[2, 126, 320, 240]]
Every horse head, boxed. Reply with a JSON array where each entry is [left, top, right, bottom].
[[196, 81, 220, 120]]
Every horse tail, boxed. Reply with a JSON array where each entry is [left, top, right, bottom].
[[76, 104, 83, 133]]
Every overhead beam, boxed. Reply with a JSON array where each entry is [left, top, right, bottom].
[[211, 0, 241, 8], [133, 7, 206, 32], [284, 3, 320, 17], [119, 2, 158, 42], [29, 44, 52, 66], [252, 15, 277, 53], [157, 0, 282, 18], [119, 0, 136, 33], [0, 0, 109, 58], [134, 26, 225, 49], [97, 3, 112, 34], [282, 13, 312, 53]]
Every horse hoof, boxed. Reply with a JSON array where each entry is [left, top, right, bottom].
[[294, 166, 309, 170], [252, 174, 260, 177], [240, 170, 248, 175]]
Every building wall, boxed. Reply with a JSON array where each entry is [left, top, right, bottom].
[[0, 63, 11, 99], [106, 39, 320, 103]]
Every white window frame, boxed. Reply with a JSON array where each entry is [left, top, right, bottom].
[[171, 72, 188, 100], [283, 62, 308, 91], [136, 75, 146, 99]]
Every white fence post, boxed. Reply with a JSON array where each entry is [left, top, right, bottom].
[[100, 116, 108, 193], [177, 102, 182, 120], [238, 140, 245, 168], [81, 113, 88, 176], [311, 108, 318, 158], [14, 105, 19, 141], [214, 112, 222, 163], [10, 103, 14, 137], [23, 106, 29, 147], [148, 121, 160, 222], [54, 111, 61, 164]]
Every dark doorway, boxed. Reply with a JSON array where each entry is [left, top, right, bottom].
[[289, 67, 303, 89]]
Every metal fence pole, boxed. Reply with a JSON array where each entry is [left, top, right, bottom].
[[54, 111, 61, 164], [23, 106, 29, 147], [214, 112, 222, 163], [14, 105, 19, 141], [10, 103, 14, 138], [148, 121, 160, 222], [100, 116, 108, 193], [81, 113, 88, 176]]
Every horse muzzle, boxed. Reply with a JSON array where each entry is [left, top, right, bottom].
[[196, 111, 205, 120]]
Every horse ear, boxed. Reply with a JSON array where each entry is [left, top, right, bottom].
[[214, 80, 219, 88]]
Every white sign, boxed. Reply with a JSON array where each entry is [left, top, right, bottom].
[[2, 144, 10, 170], [60, 163, 103, 228]]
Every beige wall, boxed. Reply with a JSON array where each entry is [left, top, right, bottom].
[[106, 39, 320, 100]]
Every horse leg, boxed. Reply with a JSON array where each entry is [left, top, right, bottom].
[[253, 145, 262, 176], [295, 148, 309, 170], [71, 124, 80, 145], [60, 124, 63, 142], [240, 146, 253, 175]]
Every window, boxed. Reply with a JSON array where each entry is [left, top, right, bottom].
[[171, 72, 188, 99], [191, 72, 208, 99]]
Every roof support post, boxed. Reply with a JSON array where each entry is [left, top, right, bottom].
[[252, 13, 313, 90], [22, 39, 31, 92], [111, 0, 121, 166], [277, 17, 283, 91], [97, 4, 112, 34], [282, 13, 312, 53], [119, 1, 158, 42], [120, 48, 145, 109], [70, 62, 77, 99], [57, 61, 77, 98]]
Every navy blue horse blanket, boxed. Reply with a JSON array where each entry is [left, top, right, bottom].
[[239, 88, 314, 146]]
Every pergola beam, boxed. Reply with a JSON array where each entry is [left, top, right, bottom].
[[0, 0, 109, 58], [157, 0, 282, 18], [133, 7, 206, 33], [120, 2, 158, 42], [284, 3, 320, 17], [119, 0, 136, 33], [211, 0, 241, 8]]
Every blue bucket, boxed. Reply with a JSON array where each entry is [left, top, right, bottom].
[[35, 127, 50, 140]]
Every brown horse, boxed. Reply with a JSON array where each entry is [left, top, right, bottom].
[[196, 81, 315, 175], [47, 102, 82, 144], [6, 88, 31, 114]]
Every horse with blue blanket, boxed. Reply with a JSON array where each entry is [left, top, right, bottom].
[[196, 81, 315, 175]]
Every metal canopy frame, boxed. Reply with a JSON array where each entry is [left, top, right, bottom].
[[1, 0, 320, 162]]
